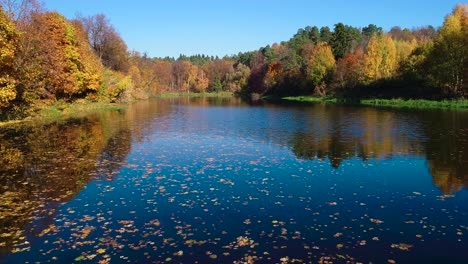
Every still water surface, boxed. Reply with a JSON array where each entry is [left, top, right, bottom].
[[1, 97, 468, 263]]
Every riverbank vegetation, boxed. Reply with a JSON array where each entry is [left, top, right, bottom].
[[0, 1, 467, 121], [158, 92, 234, 98], [284, 96, 468, 109]]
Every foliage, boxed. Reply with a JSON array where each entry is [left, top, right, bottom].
[[426, 4, 467, 96], [10, 11, 103, 108], [307, 42, 336, 95], [98, 69, 134, 102], [330, 23, 361, 59], [332, 51, 362, 93], [78, 14, 129, 72], [361, 33, 397, 82], [0, 6, 18, 108]]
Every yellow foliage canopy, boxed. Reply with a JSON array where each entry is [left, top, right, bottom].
[[0, 6, 19, 108], [307, 42, 336, 86], [362, 33, 398, 83]]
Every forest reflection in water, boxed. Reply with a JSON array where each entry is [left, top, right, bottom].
[[0, 97, 467, 263], [287, 104, 468, 193]]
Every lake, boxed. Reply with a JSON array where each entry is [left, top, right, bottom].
[[1, 97, 467, 263]]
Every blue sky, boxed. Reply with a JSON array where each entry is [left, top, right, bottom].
[[42, 0, 462, 58]]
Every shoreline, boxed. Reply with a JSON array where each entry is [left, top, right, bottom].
[[0, 101, 127, 128], [3, 94, 467, 127], [157, 92, 235, 98], [282, 96, 468, 110], [0, 93, 234, 127]]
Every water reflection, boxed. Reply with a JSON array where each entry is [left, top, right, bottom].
[[286, 104, 468, 193], [0, 112, 130, 254], [0, 99, 175, 255], [422, 110, 468, 193], [0, 98, 467, 262]]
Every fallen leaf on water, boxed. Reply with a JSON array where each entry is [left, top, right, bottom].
[[74, 255, 85, 261], [333, 232, 342, 238], [391, 243, 413, 251], [370, 218, 384, 225]]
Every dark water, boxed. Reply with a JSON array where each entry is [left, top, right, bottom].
[[1, 97, 467, 263]]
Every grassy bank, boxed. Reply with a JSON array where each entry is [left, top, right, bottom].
[[282, 96, 468, 110], [158, 92, 234, 98], [0, 100, 127, 127], [282, 96, 338, 103], [39, 100, 126, 120], [360, 98, 468, 109]]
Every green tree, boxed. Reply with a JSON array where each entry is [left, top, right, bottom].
[[212, 76, 223, 92], [320, 26, 332, 43], [308, 26, 321, 44], [331, 23, 349, 59], [330, 23, 361, 59], [362, 24, 382, 38], [401, 42, 434, 88]]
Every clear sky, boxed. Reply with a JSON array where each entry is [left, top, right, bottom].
[[41, 0, 462, 58]]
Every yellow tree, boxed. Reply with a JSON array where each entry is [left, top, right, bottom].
[[126, 64, 149, 100], [58, 15, 102, 96], [380, 33, 397, 78], [307, 42, 336, 96], [192, 67, 209, 93], [153, 60, 173, 92], [362, 33, 382, 81], [362, 32, 398, 83], [70, 20, 102, 96], [465, 6, 468, 92], [186, 63, 198, 93], [428, 4, 467, 95], [172, 60, 191, 92], [0, 6, 18, 108], [394, 38, 418, 66], [17, 12, 102, 103], [128, 65, 142, 88]]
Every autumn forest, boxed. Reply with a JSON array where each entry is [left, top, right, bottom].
[[0, 2, 467, 118]]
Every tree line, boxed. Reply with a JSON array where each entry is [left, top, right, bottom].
[[0, 1, 467, 116], [244, 4, 467, 99]]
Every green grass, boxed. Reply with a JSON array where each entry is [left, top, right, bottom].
[[40, 100, 127, 121], [360, 98, 468, 109], [282, 96, 338, 103], [158, 92, 234, 98], [282, 96, 468, 110]]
